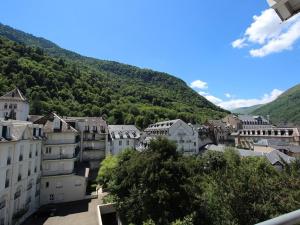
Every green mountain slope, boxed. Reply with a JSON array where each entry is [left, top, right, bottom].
[[231, 104, 263, 115], [0, 23, 227, 128], [253, 84, 300, 125]]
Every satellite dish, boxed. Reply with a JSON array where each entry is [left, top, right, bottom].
[[267, 0, 300, 21]]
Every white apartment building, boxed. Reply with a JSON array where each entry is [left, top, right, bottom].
[[144, 119, 199, 154], [34, 113, 88, 206], [64, 117, 108, 170], [0, 88, 29, 121], [108, 125, 141, 155], [0, 119, 43, 225]]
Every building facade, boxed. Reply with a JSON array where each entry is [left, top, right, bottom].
[[108, 125, 141, 155], [144, 119, 199, 154], [0, 88, 29, 121], [34, 113, 88, 206], [64, 117, 108, 170], [0, 119, 42, 225]]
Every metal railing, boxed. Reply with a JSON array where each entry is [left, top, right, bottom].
[[255, 209, 300, 225]]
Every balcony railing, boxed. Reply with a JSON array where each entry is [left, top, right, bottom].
[[42, 169, 74, 176], [255, 209, 300, 225], [43, 153, 76, 160]]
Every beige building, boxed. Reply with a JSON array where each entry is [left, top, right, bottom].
[[0, 88, 29, 121], [108, 125, 141, 155], [233, 127, 300, 149], [253, 139, 300, 157], [144, 119, 199, 154], [0, 119, 43, 225], [64, 117, 108, 170], [34, 113, 88, 206]]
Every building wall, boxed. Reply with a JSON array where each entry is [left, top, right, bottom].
[[0, 135, 42, 225], [42, 159, 75, 176], [0, 101, 29, 121], [40, 174, 86, 205], [253, 145, 274, 153], [110, 138, 136, 155]]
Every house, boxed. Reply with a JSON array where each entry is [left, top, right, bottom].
[[34, 113, 88, 205], [253, 139, 300, 157], [0, 88, 29, 121], [206, 144, 295, 170], [144, 119, 199, 154], [0, 119, 43, 225], [108, 125, 141, 155], [206, 120, 233, 144], [64, 117, 108, 170]]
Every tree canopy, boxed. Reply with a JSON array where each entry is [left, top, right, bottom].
[[98, 138, 300, 225]]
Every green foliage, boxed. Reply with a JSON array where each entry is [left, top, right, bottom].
[[253, 84, 300, 126], [101, 139, 300, 225], [0, 24, 228, 128], [97, 154, 119, 188]]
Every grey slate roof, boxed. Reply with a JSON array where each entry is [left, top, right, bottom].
[[64, 117, 108, 133], [34, 112, 77, 133], [206, 145, 295, 165], [0, 88, 27, 102], [145, 119, 181, 131], [254, 139, 300, 153], [108, 125, 140, 140], [238, 115, 269, 123]]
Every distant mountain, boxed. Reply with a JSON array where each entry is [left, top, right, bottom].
[[253, 84, 300, 126], [231, 104, 263, 115], [0, 23, 228, 128]]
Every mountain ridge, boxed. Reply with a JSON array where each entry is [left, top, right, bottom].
[[0, 23, 227, 128], [253, 84, 300, 126]]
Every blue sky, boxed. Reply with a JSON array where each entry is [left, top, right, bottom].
[[0, 0, 299, 109]]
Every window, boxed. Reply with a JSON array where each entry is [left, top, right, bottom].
[[75, 180, 82, 187], [14, 104, 17, 109], [119, 140, 122, 146], [126, 140, 130, 145], [49, 194, 54, 201], [46, 147, 52, 154], [4, 103, 7, 109], [46, 182, 49, 188]]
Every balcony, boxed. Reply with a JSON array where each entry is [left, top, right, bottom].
[[43, 153, 77, 160], [42, 169, 75, 177]]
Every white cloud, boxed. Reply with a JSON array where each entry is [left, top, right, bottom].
[[218, 89, 284, 110], [225, 93, 231, 98], [197, 88, 283, 110], [231, 38, 247, 48], [232, 9, 300, 57], [190, 80, 208, 89], [198, 91, 223, 104]]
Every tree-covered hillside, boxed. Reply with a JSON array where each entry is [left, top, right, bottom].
[[253, 84, 300, 126], [0, 23, 227, 128]]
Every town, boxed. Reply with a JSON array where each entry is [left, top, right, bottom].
[[1, 88, 299, 225]]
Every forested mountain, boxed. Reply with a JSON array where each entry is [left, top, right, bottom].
[[231, 104, 263, 115], [0, 23, 227, 128], [253, 84, 300, 126]]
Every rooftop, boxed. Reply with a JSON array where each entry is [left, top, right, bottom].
[[0, 88, 27, 102]]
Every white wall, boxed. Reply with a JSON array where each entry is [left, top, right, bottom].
[[40, 174, 86, 205]]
